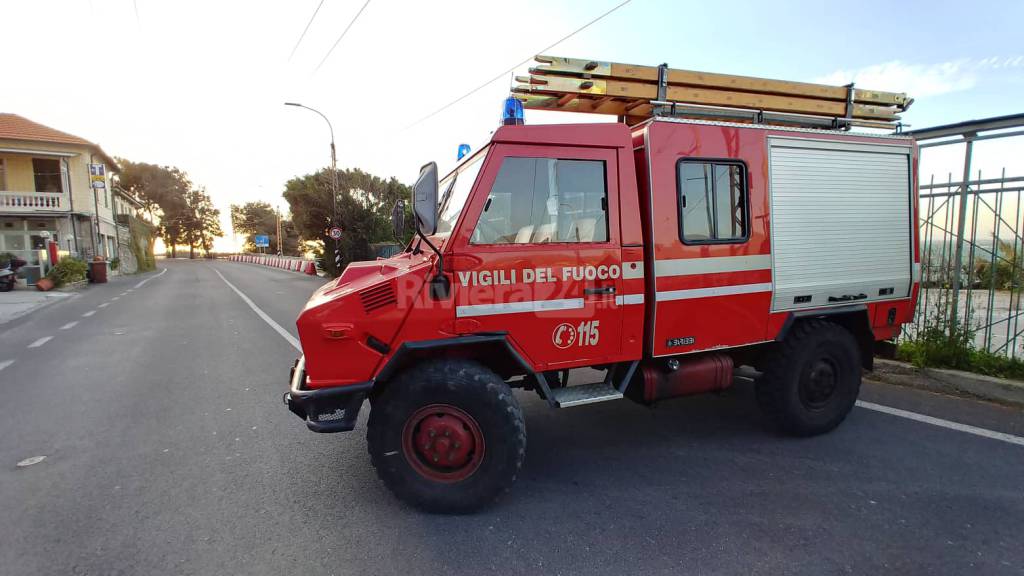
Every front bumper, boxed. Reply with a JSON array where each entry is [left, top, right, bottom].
[[284, 356, 372, 433]]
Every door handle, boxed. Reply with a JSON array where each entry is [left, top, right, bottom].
[[585, 286, 616, 295], [827, 293, 867, 302]]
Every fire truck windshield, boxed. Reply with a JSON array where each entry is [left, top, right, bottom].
[[436, 149, 486, 237]]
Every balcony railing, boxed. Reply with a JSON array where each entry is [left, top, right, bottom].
[[0, 191, 68, 212]]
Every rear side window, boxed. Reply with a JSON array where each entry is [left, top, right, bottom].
[[472, 157, 608, 244], [677, 160, 748, 243]]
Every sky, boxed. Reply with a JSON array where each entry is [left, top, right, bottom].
[[2, 0, 1022, 251]]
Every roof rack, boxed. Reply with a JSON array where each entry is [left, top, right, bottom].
[[513, 55, 912, 131]]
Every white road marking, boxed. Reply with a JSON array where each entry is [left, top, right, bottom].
[[211, 267, 301, 351], [16, 456, 46, 467], [83, 310, 96, 317], [27, 336, 52, 348], [60, 321, 78, 330], [0, 360, 13, 372], [111, 297, 119, 301], [857, 400, 1024, 448], [134, 267, 167, 289], [120, 292, 129, 296], [98, 303, 110, 308]]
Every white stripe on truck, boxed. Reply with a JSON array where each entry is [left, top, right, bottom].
[[655, 255, 772, 278], [656, 282, 773, 302]]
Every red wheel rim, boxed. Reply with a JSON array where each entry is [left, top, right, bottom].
[[401, 404, 485, 483]]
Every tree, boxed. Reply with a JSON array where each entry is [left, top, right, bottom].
[[115, 158, 222, 258], [230, 201, 300, 254], [284, 168, 411, 276], [183, 187, 223, 258], [115, 158, 193, 258]]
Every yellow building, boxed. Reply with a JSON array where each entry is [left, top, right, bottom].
[[0, 113, 119, 283]]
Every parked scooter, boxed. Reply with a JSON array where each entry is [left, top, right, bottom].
[[0, 256, 27, 292]]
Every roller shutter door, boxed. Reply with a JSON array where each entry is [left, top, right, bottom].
[[769, 137, 913, 311]]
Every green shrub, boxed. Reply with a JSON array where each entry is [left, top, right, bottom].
[[0, 252, 15, 267], [897, 319, 1024, 381], [45, 256, 88, 288], [128, 217, 156, 273], [109, 257, 120, 270]]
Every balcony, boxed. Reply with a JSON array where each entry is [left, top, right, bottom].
[[0, 191, 68, 212]]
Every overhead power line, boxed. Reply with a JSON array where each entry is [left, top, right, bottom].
[[403, 0, 633, 131], [288, 0, 328, 61], [314, 0, 372, 72]]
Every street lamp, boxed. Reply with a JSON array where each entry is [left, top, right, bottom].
[[285, 102, 340, 271]]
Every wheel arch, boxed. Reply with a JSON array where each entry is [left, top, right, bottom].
[[776, 305, 874, 370], [372, 333, 540, 397]]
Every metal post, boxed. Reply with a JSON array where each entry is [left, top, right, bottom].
[[949, 137, 974, 332], [331, 139, 340, 270], [285, 102, 341, 272]]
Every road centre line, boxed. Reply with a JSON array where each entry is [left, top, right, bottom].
[[98, 303, 110, 308], [211, 267, 301, 352], [856, 400, 1024, 448], [83, 311, 96, 317], [60, 321, 78, 330], [0, 360, 13, 371], [27, 336, 52, 348]]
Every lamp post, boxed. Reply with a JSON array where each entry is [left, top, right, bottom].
[[285, 102, 340, 271]]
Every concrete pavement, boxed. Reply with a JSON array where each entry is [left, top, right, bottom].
[[0, 286, 74, 325], [1, 259, 1022, 575]]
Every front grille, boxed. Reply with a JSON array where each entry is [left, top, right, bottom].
[[360, 283, 396, 314]]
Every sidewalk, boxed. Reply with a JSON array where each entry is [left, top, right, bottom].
[[0, 287, 74, 325]]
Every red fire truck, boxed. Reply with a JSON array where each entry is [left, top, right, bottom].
[[286, 94, 919, 512]]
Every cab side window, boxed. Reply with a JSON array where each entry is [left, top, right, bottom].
[[472, 157, 608, 244], [677, 160, 748, 243]]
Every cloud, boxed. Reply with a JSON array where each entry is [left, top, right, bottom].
[[815, 59, 978, 98]]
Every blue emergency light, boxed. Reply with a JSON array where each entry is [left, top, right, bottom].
[[502, 96, 524, 126], [457, 143, 471, 160]]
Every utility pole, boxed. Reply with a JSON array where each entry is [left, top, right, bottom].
[[276, 205, 283, 255], [284, 102, 340, 272]]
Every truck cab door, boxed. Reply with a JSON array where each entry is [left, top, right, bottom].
[[448, 144, 624, 370]]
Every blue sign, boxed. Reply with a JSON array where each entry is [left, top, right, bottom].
[[254, 235, 270, 247]]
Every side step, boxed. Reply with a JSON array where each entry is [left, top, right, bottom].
[[549, 382, 623, 407]]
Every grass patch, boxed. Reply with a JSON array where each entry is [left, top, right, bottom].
[[897, 323, 1024, 381]]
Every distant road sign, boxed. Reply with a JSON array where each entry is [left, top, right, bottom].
[[254, 235, 270, 247], [89, 163, 106, 189], [329, 227, 343, 240]]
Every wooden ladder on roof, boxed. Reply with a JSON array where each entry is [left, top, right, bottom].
[[513, 55, 912, 131]]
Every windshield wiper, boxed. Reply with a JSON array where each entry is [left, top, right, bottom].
[[437, 175, 457, 214]]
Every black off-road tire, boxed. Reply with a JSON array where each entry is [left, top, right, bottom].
[[367, 359, 526, 513], [756, 320, 861, 436]]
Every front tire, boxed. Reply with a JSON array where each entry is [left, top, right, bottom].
[[756, 320, 861, 436], [367, 359, 526, 513]]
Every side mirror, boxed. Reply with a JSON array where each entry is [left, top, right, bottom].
[[391, 199, 406, 240], [413, 161, 438, 236]]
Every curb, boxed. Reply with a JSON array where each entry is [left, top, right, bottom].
[[872, 358, 1024, 408]]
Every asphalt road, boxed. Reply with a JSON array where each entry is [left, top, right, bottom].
[[1, 259, 1022, 576]]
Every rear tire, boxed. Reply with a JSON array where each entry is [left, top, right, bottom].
[[756, 320, 861, 436], [367, 359, 526, 513]]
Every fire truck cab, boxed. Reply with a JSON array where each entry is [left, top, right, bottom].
[[286, 117, 918, 512]]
